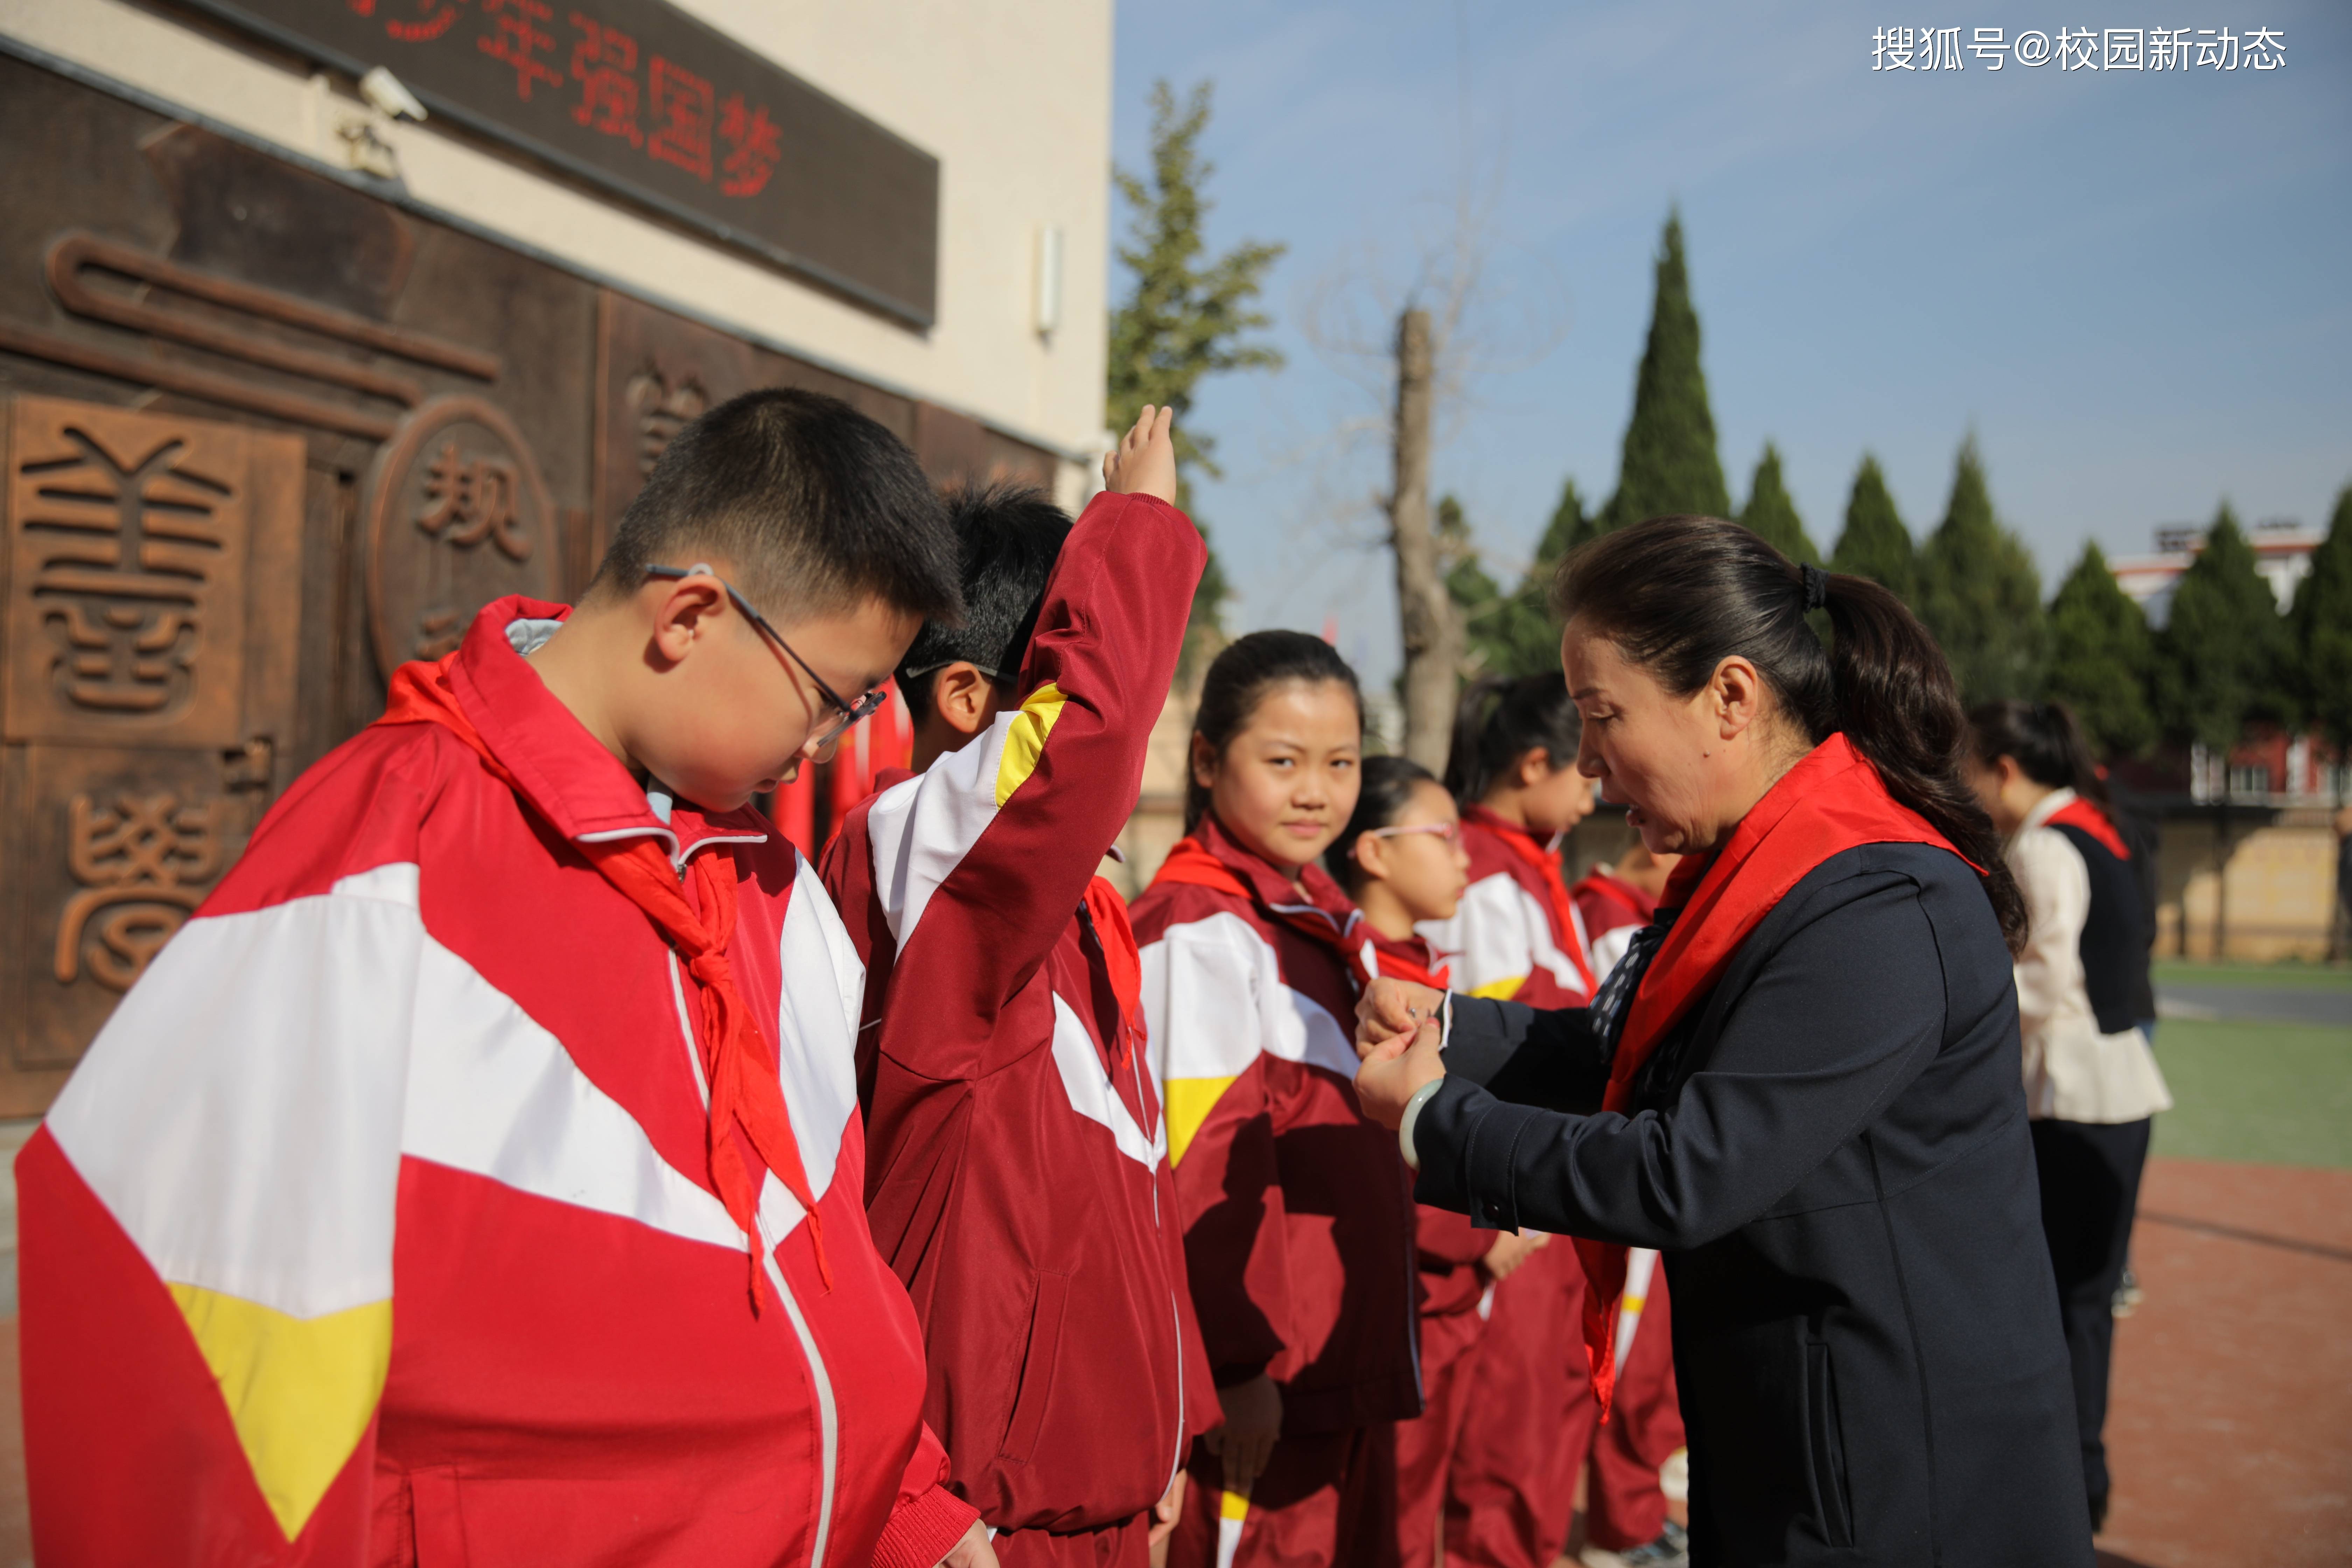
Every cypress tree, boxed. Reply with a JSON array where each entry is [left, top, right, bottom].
[[1737, 443, 1819, 565], [2043, 542, 2156, 757], [2153, 505, 2290, 751], [1599, 212, 1730, 533], [1829, 455, 1917, 603], [2288, 485, 2352, 793], [1917, 439, 2044, 703], [1449, 480, 1592, 679]]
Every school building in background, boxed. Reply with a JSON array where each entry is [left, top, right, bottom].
[[0, 0, 1117, 1130]]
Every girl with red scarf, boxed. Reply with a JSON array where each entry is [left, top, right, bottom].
[[1132, 633, 1417, 1568], [1322, 756, 1542, 1568], [1356, 518, 2092, 1568]]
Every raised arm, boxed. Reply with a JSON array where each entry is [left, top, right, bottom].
[[1413, 871, 1953, 1249]]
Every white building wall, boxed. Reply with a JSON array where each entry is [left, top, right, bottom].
[[0, 0, 1113, 480]]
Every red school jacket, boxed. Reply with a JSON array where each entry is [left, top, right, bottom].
[[1130, 816, 1422, 1436], [1418, 806, 1596, 1008], [820, 490, 1219, 1536], [1571, 868, 1659, 981], [16, 598, 973, 1568]]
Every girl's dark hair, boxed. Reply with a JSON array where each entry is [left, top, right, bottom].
[[1325, 755, 1439, 892], [1968, 700, 2108, 806], [1443, 673, 1582, 803], [1553, 514, 2026, 954], [1187, 630, 1364, 833]]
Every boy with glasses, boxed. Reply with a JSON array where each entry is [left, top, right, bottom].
[[19, 390, 997, 1568]]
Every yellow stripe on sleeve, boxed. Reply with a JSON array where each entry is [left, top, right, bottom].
[[168, 1283, 392, 1541], [1163, 1076, 1238, 1167], [1468, 975, 1527, 1001], [995, 682, 1069, 806]]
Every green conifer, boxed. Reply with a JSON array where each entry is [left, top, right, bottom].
[[1449, 481, 1592, 679], [1598, 212, 1730, 533], [1829, 455, 1917, 603], [1737, 443, 1819, 565], [2042, 542, 2156, 757], [2288, 485, 2352, 793], [2154, 505, 2291, 751], [1917, 439, 2044, 703]]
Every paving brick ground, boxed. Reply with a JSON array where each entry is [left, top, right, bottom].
[[0, 1158, 2337, 1566]]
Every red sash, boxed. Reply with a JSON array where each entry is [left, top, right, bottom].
[[377, 651, 833, 1310], [1149, 828, 1361, 960], [1571, 734, 1972, 1415], [1083, 876, 1147, 1069], [1464, 805, 1598, 998], [2046, 797, 2130, 861], [1346, 928, 1452, 995]]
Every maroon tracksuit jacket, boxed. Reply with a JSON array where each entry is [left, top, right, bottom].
[[820, 491, 1218, 1558]]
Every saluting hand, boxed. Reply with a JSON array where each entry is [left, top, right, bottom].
[[1103, 404, 1179, 504]]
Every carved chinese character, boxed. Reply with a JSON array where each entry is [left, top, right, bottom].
[[417, 440, 532, 562], [570, 14, 643, 145], [479, 0, 561, 100], [719, 94, 782, 197], [625, 368, 710, 477], [55, 790, 225, 991], [19, 425, 226, 722], [648, 56, 715, 181]]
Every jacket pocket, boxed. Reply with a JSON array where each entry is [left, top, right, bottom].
[[1000, 1269, 1071, 1464], [1805, 1339, 1856, 1549]]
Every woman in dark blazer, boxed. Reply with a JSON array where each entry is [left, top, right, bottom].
[[1354, 516, 2091, 1568]]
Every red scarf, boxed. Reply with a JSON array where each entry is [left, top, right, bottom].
[[1346, 928, 1452, 995], [1082, 876, 1147, 1070], [1570, 735, 1972, 1416], [2046, 797, 2130, 861], [1149, 821, 1362, 959], [1464, 804, 1598, 998], [377, 652, 833, 1311]]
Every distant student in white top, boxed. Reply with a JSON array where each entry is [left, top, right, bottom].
[[1967, 699, 2171, 1536]]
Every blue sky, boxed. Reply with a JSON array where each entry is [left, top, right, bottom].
[[1108, 1, 2351, 686]]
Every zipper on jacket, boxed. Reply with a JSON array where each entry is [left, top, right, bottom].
[[667, 942, 840, 1568], [1129, 1043, 1187, 1496]]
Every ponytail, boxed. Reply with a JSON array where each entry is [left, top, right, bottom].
[[1967, 699, 2108, 807], [1553, 513, 2026, 954], [1443, 673, 1582, 804], [1186, 630, 1364, 833]]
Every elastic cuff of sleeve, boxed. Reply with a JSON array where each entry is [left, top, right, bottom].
[[1398, 1077, 1447, 1170], [871, 1484, 982, 1568]]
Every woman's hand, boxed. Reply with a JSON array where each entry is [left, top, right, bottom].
[[1203, 1372, 1282, 1495], [1354, 1019, 1446, 1130], [1356, 976, 1444, 1062], [1480, 1229, 1549, 1282], [934, 1519, 998, 1568]]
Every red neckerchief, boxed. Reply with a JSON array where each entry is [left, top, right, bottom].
[[1347, 926, 1451, 994], [1463, 804, 1598, 997], [1149, 813, 1362, 961], [1572, 870, 1657, 935], [2046, 797, 2130, 861], [1571, 734, 1973, 1416], [378, 648, 833, 1310], [1083, 877, 1147, 1070]]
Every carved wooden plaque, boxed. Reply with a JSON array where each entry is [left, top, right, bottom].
[[0, 396, 303, 1113]]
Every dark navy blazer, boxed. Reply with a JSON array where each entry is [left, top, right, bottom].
[[1415, 842, 2093, 1568]]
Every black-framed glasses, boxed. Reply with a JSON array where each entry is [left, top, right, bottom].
[[644, 563, 890, 747]]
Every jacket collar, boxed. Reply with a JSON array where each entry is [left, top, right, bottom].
[[441, 596, 769, 864], [1194, 812, 1357, 937], [2018, 785, 2077, 840]]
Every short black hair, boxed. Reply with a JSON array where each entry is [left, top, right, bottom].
[[895, 482, 1072, 706], [594, 387, 961, 624]]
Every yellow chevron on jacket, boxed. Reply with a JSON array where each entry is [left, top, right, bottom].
[[996, 682, 1068, 806]]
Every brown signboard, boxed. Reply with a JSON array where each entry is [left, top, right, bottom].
[[174, 0, 940, 327]]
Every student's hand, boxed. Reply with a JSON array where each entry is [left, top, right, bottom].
[[1148, 1469, 1188, 1554], [1104, 403, 1179, 504], [1482, 1229, 1548, 1282], [1203, 1372, 1282, 1494], [1354, 1019, 1446, 1131], [934, 1519, 997, 1568], [1356, 976, 1444, 1062]]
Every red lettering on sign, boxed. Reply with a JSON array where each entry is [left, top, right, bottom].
[[373, 0, 466, 43], [647, 56, 715, 182], [569, 14, 643, 146], [478, 0, 561, 100], [718, 94, 781, 197]]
